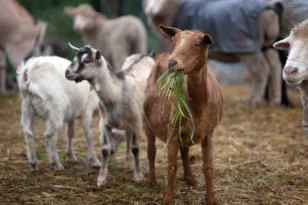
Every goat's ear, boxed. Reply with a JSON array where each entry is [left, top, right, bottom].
[[203, 34, 213, 45], [64, 7, 76, 16], [273, 37, 290, 50], [159, 24, 181, 37], [148, 51, 156, 58], [95, 50, 101, 61], [68, 42, 79, 53]]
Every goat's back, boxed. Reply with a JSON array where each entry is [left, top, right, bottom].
[[17, 56, 99, 120]]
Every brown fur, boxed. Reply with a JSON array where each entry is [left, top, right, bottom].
[[143, 26, 223, 205]]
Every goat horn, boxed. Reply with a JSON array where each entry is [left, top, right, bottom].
[[68, 42, 80, 53]]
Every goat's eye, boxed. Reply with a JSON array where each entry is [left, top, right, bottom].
[[171, 38, 174, 43], [84, 59, 91, 63], [194, 40, 203, 47]]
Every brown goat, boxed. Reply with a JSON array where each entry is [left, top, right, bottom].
[[143, 25, 223, 205]]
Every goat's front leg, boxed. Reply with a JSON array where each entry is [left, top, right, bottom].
[[97, 124, 112, 186], [180, 146, 197, 186], [81, 113, 101, 168], [144, 122, 157, 186], [65, 121, 77, 162], [163, 136, 179, 205], [44, 120, 64, 171], [202, 135, 219, 205], [21, 100, 38, 170], [128, 131, 144, 182]]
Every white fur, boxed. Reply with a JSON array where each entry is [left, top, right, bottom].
[[17, 56, 101, 171]]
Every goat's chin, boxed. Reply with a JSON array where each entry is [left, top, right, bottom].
[[284, 76, 304, 86]]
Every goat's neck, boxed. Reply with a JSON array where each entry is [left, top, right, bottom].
[[186, 64, 208, 116], [81, 19, 105, 46], [90, 64, 122, 106], [299, 80, 308, 97]]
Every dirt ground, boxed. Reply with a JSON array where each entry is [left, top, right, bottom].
[[0, 84, 307, 205]]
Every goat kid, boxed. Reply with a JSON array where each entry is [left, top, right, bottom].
[[65, 44, 155, 186], [143, 25, 223, 205], [17, 56, 102, 171]]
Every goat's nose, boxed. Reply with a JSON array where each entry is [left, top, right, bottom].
[[284, 66, 298, 75], [65, 69, 70, 76], [168, 60, 177, 69]]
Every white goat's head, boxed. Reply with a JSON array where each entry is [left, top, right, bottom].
[[274, 19, 308, 86], [64, 4, 101, 33], [65, 43, 103, 83], [143, 0, 168, 16]]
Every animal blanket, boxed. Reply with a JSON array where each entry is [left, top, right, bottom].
[[173, 0, 270, 53]]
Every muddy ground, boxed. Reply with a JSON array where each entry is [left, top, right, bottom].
[[0, 84, 307, 205]]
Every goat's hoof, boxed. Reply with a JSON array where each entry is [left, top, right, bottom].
[[162, 192, 174, 205], [53, 164, 65, 171], [91, 159, 102, 168], [249, 99, 261, 108], [30, 162, 39, 171], [184, 176, 197, 186], [134, 172, 144, 182], [148, 178, 157, 187], [66, 153, 78, 162], [97, 168, 108, 187], [205, 196, 219, 205], [97, 176, 108, 187]]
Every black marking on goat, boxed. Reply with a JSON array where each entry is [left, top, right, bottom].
[[103, 134, 108, 145], [102, 149, 109, 157], [77, 46, 92, 59], [132, 148, 139, 156]]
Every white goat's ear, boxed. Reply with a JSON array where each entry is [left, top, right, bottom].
[[68, 42, 79, 53], [95, 50, 101, 61], [159, 24, 182, 37], [273, 37, 290, 50]]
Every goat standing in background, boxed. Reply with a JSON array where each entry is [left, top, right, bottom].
[[64, 4, 147, 72], [143, 25, 223, 205]]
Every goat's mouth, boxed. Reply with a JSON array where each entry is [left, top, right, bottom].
[[284, 76, 304, 86]]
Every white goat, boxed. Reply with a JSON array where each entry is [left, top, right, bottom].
[[65, 44, 155, 186], [274, 19, 308, 138], [17, 56, 102, 171], [64, 3, 147, 72]]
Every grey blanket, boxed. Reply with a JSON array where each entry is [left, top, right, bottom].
[[173, 0, 270, 53]]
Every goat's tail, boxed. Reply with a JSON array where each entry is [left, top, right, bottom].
[[16, 56, 65, 100]]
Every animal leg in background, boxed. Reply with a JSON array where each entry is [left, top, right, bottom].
[[264, 48, 282, 107], [124, 132, 133, 168], [80, 112, 101, 168], [202, 135, 219, 205], [238, 53, 270, 107], [21, 99, 38, 170], [0, 51, 6, 94], [301, 94, 308, 138], [180, 146, 197, 186], [65, 120, 77, 162]]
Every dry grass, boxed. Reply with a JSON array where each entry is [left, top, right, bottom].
[[0, 84, 307, 205]]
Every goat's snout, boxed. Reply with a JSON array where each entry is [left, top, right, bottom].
[[168, 60, 177, 69], [283, 66, 298, 75]]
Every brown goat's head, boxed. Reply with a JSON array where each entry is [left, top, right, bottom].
[[65, 43, 102, 83], [159, 25, 212, 74]]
